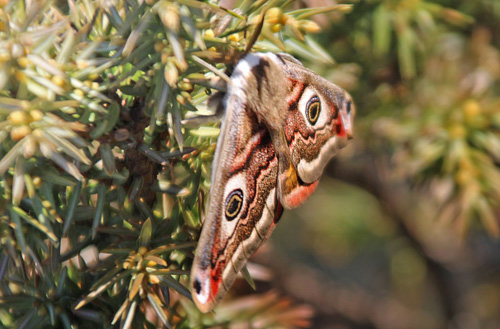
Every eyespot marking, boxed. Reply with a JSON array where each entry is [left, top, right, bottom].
[[306, 96, 321, 125], [225, 189, 243, 221], [193, 278, 202, 294]]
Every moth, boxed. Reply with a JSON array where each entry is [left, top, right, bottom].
[[190, 52, 354, 312]]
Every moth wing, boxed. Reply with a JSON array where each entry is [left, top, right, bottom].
[[190, 54, 283, 313], [190, 52, 355, 312], [275, 54, 355, 207], [240, 53, 314, 210]]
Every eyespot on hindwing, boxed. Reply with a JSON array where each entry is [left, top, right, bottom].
[[306, 96, 321, 125]]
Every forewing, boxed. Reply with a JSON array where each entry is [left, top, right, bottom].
[[190, 56, 283, 313]]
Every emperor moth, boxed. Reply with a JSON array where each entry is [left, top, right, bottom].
[[190, 52, 354, 312]]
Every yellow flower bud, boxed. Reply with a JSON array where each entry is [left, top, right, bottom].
[[23, 135, 37, 158], [32, 176, 42, 187], [228, 33, 241, 42], [0, 51, 11, 62], [73, 89, 85, 97], [138, 246, 148, 256], [15, 71, 26, 83], [158, 3, 180, 31], [462, 99, 480, 119], [161, 52, 169, 64], [204, 29, 215, 38], [281, 13, 291, 25], [17, 56, 29, 68], [164, 62, 178, 87], [51, 76, 65, 87], [179, 79, 193, 92], [301, 20, 321, 33], [30, 109, 43, 122], [270, 24, 282, 33], [148, 275, 160, 284], [10, 125, 31, 141], [266, 7, 283, 25], [8, 110, 30, 125], [176, 94, 185, 105], [154, 41, 165, 53], [32, 129, 44, 139]]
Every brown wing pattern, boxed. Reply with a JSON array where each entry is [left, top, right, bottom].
[[190, 52, 354, 312]]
